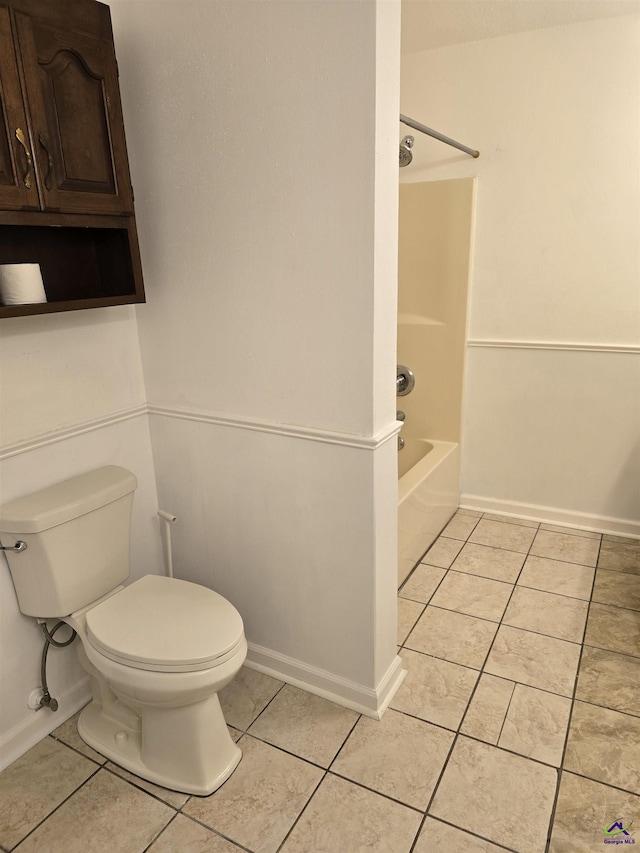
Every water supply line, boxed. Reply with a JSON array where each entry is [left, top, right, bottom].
[[158, 510, 177, 578], [34, 620, 77, 712]]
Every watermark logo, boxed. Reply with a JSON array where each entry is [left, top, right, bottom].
[[604, 819, 636, 845]]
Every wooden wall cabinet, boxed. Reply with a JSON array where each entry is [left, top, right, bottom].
[[0, 0, 144, 317]]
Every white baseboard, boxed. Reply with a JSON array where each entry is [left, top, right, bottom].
[[245, 643, 406, 720], [0, 678, 91, 772], [460, 494, 640, 540]]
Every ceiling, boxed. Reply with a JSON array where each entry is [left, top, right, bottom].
[[401, 0, 640, 54]]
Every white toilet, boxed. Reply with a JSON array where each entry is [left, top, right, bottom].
[[0, 466, 247, 795]]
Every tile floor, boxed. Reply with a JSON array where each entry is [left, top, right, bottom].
[[1, 512, 639, 853]]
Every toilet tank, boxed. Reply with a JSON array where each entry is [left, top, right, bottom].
[[0, 466, 137, 618]]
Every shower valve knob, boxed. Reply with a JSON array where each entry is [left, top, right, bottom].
[[396, 365, 415, 396]]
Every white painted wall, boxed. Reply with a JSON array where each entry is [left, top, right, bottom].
[[109, 0, 402, 711], [0, 0, 402, 766], [401, 15, 640, 533], [0, 308, 162, 768]]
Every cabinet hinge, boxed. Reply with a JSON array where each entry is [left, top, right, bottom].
[[115, 59, 119, 78], [131, 184, 134, 203]]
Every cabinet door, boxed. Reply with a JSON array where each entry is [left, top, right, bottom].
[[0, 6, 39, 210], [14, 11, 133, 215]]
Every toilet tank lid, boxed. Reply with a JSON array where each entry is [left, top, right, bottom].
[[0, 466, 137, 534]]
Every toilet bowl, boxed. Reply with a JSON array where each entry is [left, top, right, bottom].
[[0, 466, 247, 796], [67, 574, 247, 795]]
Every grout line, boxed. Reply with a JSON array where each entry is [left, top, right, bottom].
[[407, 730, 461, 853], [543, 535, 604, 852], [5, 762, 102, 851], [324, 768, 423, 814], [275, 770, 328, 852], [397, 600, 427, 645], [235, 730, 330, 774], [418, 815, 521, 853], [48, 732, 107, 768], [175, 811, 255, 853], [493, 679, 517, 746], [326, 713, 363, 773], [141, 812, 180, 853], [232, 680, 287, 734], [582, 638, 640, 661], [554, 767, 640, 800], [100, 762, 185, 810]]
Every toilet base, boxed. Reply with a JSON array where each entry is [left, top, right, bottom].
[[77, 696, 242, 796]]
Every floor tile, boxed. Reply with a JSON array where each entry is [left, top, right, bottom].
[[517, 554, 595, 601], [549, 772, 640, 852], [598, 539, 640, 574], [13, 769, 173, 853], [430, 736, 557, 853], [397, 597, 425, 644], [540, 523, 600, 540], [148, 814, 245, 852], [530, 530, 600, 567], [405, 606, 499, 669], [469, 519, 537, 553], [482, 512, 539, 528], [485, 625, 581, 697], [414, 818, 508, 853], [105, 762, 189, 808], [183, 736, 322, 853], [218, 666, 284, 731], [498, 684, 571, 766], [400, 565, 446, 603], [331, 709, 454, 810], [451, 541, 526, 583], [421, 537, 464, 568], [50, 711, 107, 765], [441, 512, 480, 540], [430, 570, 513, 622], [584, 603, 640, 658], [0, 737, 97, 850], [280, 773, 422, 853], [460, 673, 515, 744], [564, 701, 640, 794], [247, 684, 359, 767], [592, 568, 640, 611], [390, 649, 479, 730], [576, 646, 640, 717], [502, 586, 589, 643]]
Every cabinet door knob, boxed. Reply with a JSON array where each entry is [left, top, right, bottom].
[[15, 127, 33, 189], [38, 133, 53, 191]]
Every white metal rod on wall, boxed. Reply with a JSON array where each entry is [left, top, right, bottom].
[[400, 114, 479, 158]]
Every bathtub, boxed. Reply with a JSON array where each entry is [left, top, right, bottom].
[[398, 439, 460, 586]]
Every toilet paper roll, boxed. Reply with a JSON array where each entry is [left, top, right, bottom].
[[0, 264, 47, 305]]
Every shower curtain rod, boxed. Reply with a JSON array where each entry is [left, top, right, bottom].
[[400, 114, 479, 159]]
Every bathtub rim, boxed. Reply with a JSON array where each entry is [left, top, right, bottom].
[[398, 438, 459, 505]]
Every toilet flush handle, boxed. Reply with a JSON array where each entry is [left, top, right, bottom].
[[0, 540, 27, 553]]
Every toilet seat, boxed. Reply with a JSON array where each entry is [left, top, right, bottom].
[[85, 574, 245, 673]]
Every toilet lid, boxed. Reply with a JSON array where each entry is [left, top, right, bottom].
[[85, 575, 244, 672]]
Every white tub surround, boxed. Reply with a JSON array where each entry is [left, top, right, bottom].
[[398, 440, 460, 585]]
